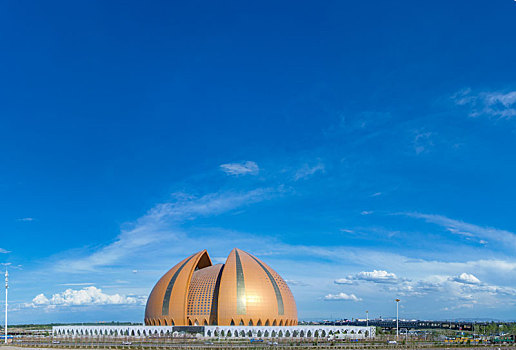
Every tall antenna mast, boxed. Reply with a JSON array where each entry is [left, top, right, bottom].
[[4, 269, 7, 344]]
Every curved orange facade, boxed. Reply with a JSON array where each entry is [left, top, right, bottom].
[[144, 248, 297, 326]]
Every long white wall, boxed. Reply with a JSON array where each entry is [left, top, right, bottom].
[[52, 325, 375, 339], [204, 325, 375, 339]]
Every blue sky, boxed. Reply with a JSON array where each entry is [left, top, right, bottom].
[[2, 0, 516, 323]]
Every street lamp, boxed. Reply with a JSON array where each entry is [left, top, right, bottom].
[[366, 310, 369, 327], [4, 269, 8, 344], [395, 299, 400, 341]]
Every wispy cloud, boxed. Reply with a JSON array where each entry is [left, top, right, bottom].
[[453, 88, 516, 119], [413, 130, 434, 155], [0, 248, 10, 254], [55, 188, 275, 272], [285, 279, 310, 287], [402, 212, 516, 249], [17, 217, 34, 222], [220, 161, 259, 176], [294, 163, 325, 181], [324, 293, 362, 302], [339, 229, 354, 234]]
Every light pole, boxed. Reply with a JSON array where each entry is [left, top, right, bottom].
[[395, 299, 400, 341], [366, 310, 369, 327], [4, 269, 8, 344]]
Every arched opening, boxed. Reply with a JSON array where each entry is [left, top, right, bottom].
[[365, 330, 369, 338], [188, 319, 193, 326], [240, 330, 245, 337], [203, 319, 208, 326], [226, 330, 232, 337], [158, 319, 161, 326], [307, 330, 312, 338], [230, 319, 235, 326], [271, 330, 277, 338], [164, 319, 168, 326], [278, 330, 283, 337], [321, 330, 326, 337], [279, 320, 283, 326], [207, 330, 212, 337], [257, 319, 262, 326], [248, 320, 253, 326], [285, 330, 291, 337], [293, 330, 299, 337], [221, 330, 225, 337], [265, 320, 270, 326], [300, 330, 305, 338], [247, 330, 252, 337], [194, 319, 199, 326], [264, 330, 269, 337], [170, 320, 175, 326], [239, 319, 244, 326], [272, 320, 277, 326], [257, 330, 262, 337]]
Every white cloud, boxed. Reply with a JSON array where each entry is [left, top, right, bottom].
[[335, 270, 403, 286], [33, 294, 49, 305], [392, 280, 443, 297], [360, 211, 373, 215], [402, 212, 516, 249], [354, 270, 400, 284], [384, 270, 516, 306], [451, 273, 481, 285], [324, 293, 362, 302], [0, 248, 10, 254], [220, 161, 259, 176], [32, 286, 146, 307], [294, 163, 325, 181], [453, 89, 516, 119], [334, 278, 354, 285]]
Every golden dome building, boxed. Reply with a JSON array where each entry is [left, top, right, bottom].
[[145, 248, 298, 327]]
